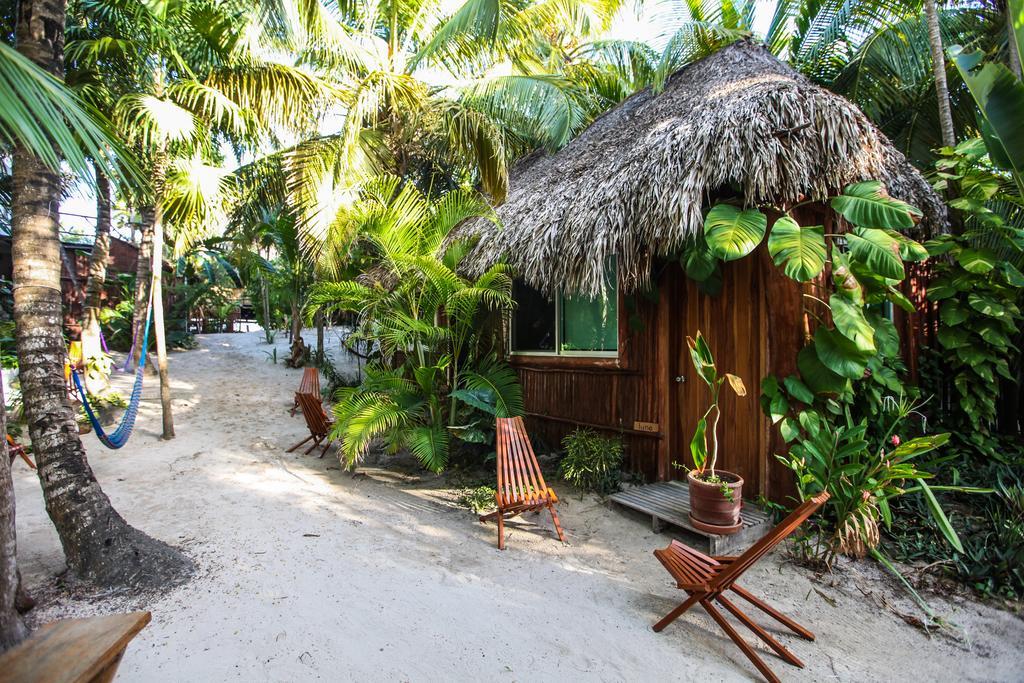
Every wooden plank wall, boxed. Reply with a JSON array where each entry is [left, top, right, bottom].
[[666, 257, 770, 497], [513, 276, 666, 482]]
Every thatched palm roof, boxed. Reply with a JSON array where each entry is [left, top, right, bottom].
[[451, 40, 946, 296]]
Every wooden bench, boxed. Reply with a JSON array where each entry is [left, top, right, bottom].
[[0, 611, 151, 683], [479, 416, 566, 550]]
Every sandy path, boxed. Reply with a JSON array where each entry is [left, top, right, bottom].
[[11, 330, 1024, 682]]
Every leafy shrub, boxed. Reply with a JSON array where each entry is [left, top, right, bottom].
[[886, 443, 1024, 598], [559, 428, 624, 497], [773, 398, 960, 562], [459, 486, 497, 513]]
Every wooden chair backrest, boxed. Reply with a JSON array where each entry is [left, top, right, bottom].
[[297, 367, 320, 397], [297, 393, 331, 437], [496, 416, 550, 505], [714, 492, 830, 590], [0, 611, 151, 683]]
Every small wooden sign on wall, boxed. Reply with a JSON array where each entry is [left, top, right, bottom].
[[633, 421, 659, 433]]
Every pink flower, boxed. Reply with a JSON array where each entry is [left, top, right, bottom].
[[861, 490, 871, 502], [891, 435, 901, 446]]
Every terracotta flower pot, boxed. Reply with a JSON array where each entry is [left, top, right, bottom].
[[687, 470, 743, 533]]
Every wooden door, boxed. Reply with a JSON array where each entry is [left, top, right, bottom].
[[666, 259, 768, 496]]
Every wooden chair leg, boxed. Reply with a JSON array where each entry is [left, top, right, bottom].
[[479, 510, 500, 522], [287, 434, 314, 453], [318, 439, 333, 458], [731, 584, 815, 641], [303, 436, 322, 455], [717, 595, 804, 668], [700, 599, 781, 683], [652, 591, 702, 632], [497, 513, 505, 550], [548, 502, 566, 543]]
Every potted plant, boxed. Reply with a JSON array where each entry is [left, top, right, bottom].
[[685, 331, 747, 533]]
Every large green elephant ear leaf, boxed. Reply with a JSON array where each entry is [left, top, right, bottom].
[[830, 181, 921, 229], [829, 294, 876, 354], [703, 204, 767, 261], [846, 228, 906, 280], [767, 216, 826, 281], [949, 46, 1024, 182]]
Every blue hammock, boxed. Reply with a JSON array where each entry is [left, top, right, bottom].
[[73, 297, 153, 449]]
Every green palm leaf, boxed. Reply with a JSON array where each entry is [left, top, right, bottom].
[[462, 356, 524, 417]]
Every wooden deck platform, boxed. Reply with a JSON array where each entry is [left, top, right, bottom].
[[608, 480, 773, 554]]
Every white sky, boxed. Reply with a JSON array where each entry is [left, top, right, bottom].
[[61, 0, 780, 236]]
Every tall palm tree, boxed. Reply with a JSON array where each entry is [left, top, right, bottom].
[[10, 0, 192, 590], [766, 0, 1001, 165], [69, 0, 341, 437], [267, 0, 641, 241], [924, 0, 956, 146]]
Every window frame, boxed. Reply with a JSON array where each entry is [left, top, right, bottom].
[[509, 286, 620, 360]]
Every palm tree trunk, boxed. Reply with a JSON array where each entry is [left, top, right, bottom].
[[81, 166, 111, 393], [130, 206, 154, 369], [260, 273, 272, 342], [315, 311, 324, 362], [290, 299, 302, 342], [150, 143, 174, 440], [11, 0, 192, 589], [924, 0, 956, 147], [0, 380, 28, 653]]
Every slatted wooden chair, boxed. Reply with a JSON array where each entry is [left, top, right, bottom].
[[651, 492, 830, 683], [7, 434, 36, 470], [479, 416, 566, 550], [287, 392, 335, 457], [290, 367, 321, 416], [0, 611, 150, 683]]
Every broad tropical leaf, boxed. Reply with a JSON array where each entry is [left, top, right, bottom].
[[949, 48, 1024, 186], [829, 294, 876, 354], [813, 327, 869, 380], [703, 204, 767, 260], [830, 181, 921, 229], [690, 414, 708, 472], [846, 228, 905, 280], [957, 247, 997, 274], [767, 216, 826, 281]]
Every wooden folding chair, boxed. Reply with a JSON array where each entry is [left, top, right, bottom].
[[290, 367, 321, 416], [651, 492, 830, 683], [287, 392, 335, 457], [7, 434, 36, 470], [479, 416, 566, 550]]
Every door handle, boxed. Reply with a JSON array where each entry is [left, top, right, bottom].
[[674, 375, 686, 383]]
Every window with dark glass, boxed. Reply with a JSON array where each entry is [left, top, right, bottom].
[[512, 281, 556, 351], [511, 258, 618, 355]]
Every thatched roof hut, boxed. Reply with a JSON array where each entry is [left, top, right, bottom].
[[452, 39, 946, 296]]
